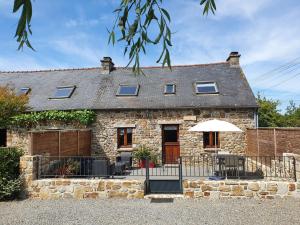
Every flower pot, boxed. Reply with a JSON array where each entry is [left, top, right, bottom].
[[139, 160, 146, 168], [139, 160, 156, 168], [149, 162, 155, 168]]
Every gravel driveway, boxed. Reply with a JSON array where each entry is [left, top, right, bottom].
[[1, 198, 300, 225]]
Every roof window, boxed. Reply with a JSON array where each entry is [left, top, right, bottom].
[[117, 85, 139, 96], [18, 87, 31, 95], [195, 82, 218, 94], [51, 86, 76, 99], [164, 84, 176, 94]]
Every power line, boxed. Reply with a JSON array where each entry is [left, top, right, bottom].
[[253, 57, 300, 80], [253, 65, 300, 86], [267, 72, 300, 89]]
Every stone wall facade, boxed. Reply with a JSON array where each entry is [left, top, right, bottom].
[[183, 180, 300, 199], [7, 129, 30, 154], [91, 108, 255, 159], [8, 108, 255, 158]]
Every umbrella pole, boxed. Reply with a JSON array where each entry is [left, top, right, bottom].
[[214, 131, 219, 177], [215, 131, 217, 154]]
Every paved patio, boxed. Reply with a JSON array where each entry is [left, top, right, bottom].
[[114, 165, 214, 180], [113, 165, 264, 180]]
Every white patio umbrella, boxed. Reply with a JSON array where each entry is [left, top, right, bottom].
[[189, 119, 243, 153]]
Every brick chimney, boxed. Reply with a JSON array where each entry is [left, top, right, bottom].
[[101, 57, 114, 74], [226, 52, 241, 67]]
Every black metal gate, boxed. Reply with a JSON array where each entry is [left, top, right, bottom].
[[145, 157, 183, 194]]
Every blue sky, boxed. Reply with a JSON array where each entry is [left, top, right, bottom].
[[0, 0, 300, 111]]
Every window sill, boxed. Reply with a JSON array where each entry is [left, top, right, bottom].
[[117, 147, 134, 152], [204, 148, 220, 153]]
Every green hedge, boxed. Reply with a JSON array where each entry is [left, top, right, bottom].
[[0, 148, 23, 201], [11, 110, 96, 128]]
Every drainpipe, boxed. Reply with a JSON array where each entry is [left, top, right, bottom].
[[254, 111, 259, 128]]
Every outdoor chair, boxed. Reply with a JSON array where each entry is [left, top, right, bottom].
[[92, 159, 115, 178], [115, 152, 133, 175], [116, 152, 133, 168], [217, 155, 245, 178]]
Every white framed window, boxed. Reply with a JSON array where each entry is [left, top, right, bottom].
[[164, 84, 176, 94], [195, 82, 218, 94], [117, 85, 139, 96], [18, 87, 31, 95], [50, 86, 76, 99]]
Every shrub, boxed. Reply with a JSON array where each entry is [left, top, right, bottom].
[[48, 159, 81, 177], [11, 109, 96, 128], [133, 145, 158, 163], [0, 147, 23, 201], [0, 86, 29, 128], [133, 145, 152, 160]]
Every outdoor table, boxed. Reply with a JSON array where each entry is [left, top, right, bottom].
[[217, 154, 245, 178]]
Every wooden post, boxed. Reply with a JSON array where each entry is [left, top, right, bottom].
[[58, 131, 61, 159], [29, 132, 33, 155], [77, 130, 80, 156], [274, 128, 277, 157]]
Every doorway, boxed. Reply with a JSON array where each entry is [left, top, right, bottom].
[[162, 125, 180, 164]]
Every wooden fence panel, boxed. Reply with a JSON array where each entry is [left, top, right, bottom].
[[29, 129, 91, 157], [246, 128, 300, 156], [31, 131, 59, 156], [78, 130, 91, 156], [60, 130, 78, 156]]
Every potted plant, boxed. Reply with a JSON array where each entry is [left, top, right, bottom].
[[133, 145, 157, 168], [149, 152, 158, 168], [51, 159, 80, 177]]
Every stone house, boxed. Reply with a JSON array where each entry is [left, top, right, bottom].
[[0, 52, 258, 161]]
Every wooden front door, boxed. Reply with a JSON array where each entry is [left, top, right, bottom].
[[162, 125, 180, 164]]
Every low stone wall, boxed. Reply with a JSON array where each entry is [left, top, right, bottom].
[[183, 180, 300, 199], [20, 155, 144, 199], [284, 153, 300, 180], [20, 155, 300, 200], [20, 155, 40, 188], [27, 179, 145, 200]]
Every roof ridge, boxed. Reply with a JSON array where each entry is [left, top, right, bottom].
[[0, 67, 101, 74], [116, 61, 228, 69], [0, 61, 229, 73]]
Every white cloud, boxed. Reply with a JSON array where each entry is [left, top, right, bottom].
[[0, 55, 45, 71], [0, 0, 11, 10], [65, 19, 98, 28], [214, 0, 272, 19], [165, 0, 300, 97], [52, 35, 100, 64], [0, 0, 17, 18]]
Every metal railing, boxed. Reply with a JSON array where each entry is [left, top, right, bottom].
[[39, 156, 113, 178], [37, 155, 297, 181], [181, 155, 296, 180]]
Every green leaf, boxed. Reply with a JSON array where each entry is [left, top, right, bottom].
[[15, 8, 26, 37], [13, 0, 23, 13], [161, 8, 171, 22], [25, 40, 35, 51], [25, 0, 32, 22]]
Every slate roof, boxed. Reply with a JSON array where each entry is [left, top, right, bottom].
[[0, 62, 258, 111]]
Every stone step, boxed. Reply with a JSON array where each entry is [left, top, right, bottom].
[[144, 194, 184, 199]]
